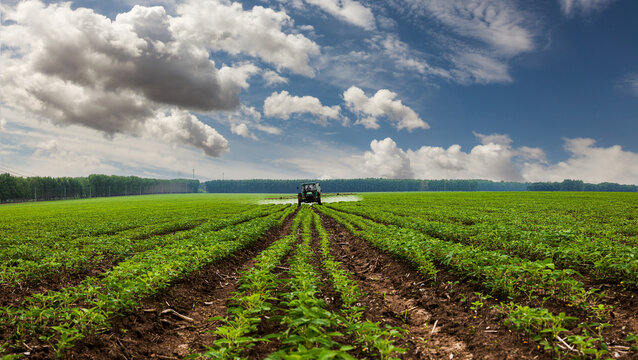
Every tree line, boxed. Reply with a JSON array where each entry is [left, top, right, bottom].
[[203, 179, 529, 193], [0, 173, 200, 203], [3, 174, 635, 203], [526, 179, 638, 192]]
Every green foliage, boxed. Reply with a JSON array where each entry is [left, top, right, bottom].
[[0, 173, 200, 203]]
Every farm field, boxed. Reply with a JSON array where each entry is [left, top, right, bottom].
[[1, 192, 637, 359]]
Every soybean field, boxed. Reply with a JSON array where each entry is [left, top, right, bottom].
[[1, 192, 637, 359]]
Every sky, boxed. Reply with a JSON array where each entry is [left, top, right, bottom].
[[0, 0, 637, 183]]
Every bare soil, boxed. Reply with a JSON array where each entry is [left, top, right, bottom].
[[10, 207, 637, 359]]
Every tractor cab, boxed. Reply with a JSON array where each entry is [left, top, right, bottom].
[[297, 182, 322, 205]]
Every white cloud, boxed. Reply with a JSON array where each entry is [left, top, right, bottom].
[[372, 34, 451, 79], [0, 118, 6, 133], [230, 123, 256, 140], [407, 137, 525, 181], [224, 105, 281, 139], [343, 86, 429, 131], [363, 138, 414, 178], [218, 63, 261, 90], [523, 138, 638, 184], [287, 134, 637, 184], [408, 0, 535, 56], [391, 0, 537, 84], [474, 131, 513, 146], [0, 1, 247, 156], [34, 139, 116, 173], [264, 91, 341, 123], [262, 70, 289, 86], [618, 73, 638, 97], [559, 0, 617, 17], [304, 0, 375, 30], [143, 109, 230, 157], [451, 52, 512, 84], [0, 108, 298, 179], [0, 0, 321, 156], [172, 0, 320, 76]]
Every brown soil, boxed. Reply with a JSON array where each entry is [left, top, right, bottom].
[[0, 219, 219, 308], [0, 256, 117, 308], [317, 211, 550, 360], [318, 209, 638, 359], [56, 210, 296, 360], [7, 206, 636, 359]]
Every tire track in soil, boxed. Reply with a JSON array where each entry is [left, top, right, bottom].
[[66, 209, 298, 360], [318, 211, 550, 360]]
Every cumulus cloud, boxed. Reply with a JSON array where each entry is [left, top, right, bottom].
[[0, 0, 319, 156], [304, 0, 375, 30], [172, 0, 320, 76], [343, 86, 429, 131], [559, 0, 617, 16], [264, 91, 341, 123], [406, 134, 526, 181], [293, 134, 636, 184], [143, 109, 229, 157], [0, 119, 6, 133], [523, 138, 638, 184], [362, 138, 414, 178], [224, 105, 281, 139], [230, 123, 255, 139]]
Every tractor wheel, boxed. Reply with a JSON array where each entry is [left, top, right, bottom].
[[317, 194, 322, 205]]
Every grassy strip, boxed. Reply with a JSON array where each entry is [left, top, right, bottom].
[[202, 207, 303, 359], [312, 212, 405, 359], [1, 206, 294, 358]]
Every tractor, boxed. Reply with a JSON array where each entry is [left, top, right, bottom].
[[297, 182, 322, 206]]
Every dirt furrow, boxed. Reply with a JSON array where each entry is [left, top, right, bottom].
[[65, 210, 297, 360], [318, 211, 548, 360]]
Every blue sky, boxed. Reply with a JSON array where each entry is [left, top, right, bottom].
[[1, 0, 637, 183]]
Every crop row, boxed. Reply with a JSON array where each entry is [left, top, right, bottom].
[[328, 202, 638, 287], [0, 195, 258, 247], [203, 207, 405, 359], [0, 205, 284, 287], [317, 206, 622, 358], [0, 205, 295, 357], [349, 193, 638, 244], [203, 206, 304, 358], [361, 192, 638, 236], [312, 212, 406, 359]]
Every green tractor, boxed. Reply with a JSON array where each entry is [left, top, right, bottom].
[[297, 182, 322, 206]]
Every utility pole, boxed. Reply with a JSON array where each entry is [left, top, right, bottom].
[[193, 168, 195, 180], [64, 186, 66, 200], [34, 187, 37, 202]]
